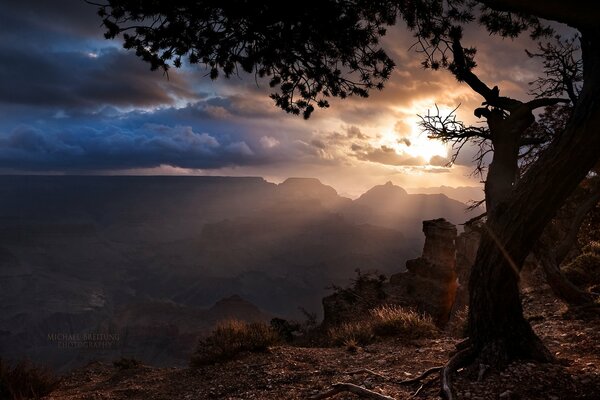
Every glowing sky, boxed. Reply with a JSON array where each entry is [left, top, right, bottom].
[[0, 1, 564, 196]]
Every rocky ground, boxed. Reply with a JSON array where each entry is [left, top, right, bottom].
[[45, 285, 600, 400]]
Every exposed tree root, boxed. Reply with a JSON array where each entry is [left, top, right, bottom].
[[310, 382, 397, 400], [343, 368, 388, 380], [411, 383, 424, 398], [311, 365, 444, 399], [314, 338, 535, 399], [453, 338, 472, 352], [441, 347, 477, 400], [410, 378, 437, 398], [397, 366, 443, 385], [342, 365, 444, 385]]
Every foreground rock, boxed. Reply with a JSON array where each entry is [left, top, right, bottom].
[[388, 218, 458, 326]]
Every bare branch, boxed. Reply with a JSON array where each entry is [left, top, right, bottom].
[[526, 97, 569, 111], [527, 35, 583, 104]]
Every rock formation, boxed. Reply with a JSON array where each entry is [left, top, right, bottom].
[[387, 218, 458, 326], [322, 218, 465, 328]]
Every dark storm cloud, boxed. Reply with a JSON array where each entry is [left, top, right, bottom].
[[0, 47, 199, 109], [0, 124, 262, 171], [0, 0, 200, 110], [2, 0, 104, 38]]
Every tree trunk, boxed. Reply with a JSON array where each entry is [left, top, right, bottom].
[[467, 28, 600, 366], [468, 232, 554, 365]]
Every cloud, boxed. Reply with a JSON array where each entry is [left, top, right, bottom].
[[0, 124, 262, 171], [226, 141, 254, 156], [0, 1, 557, 194], [352, 143, 426, 166], [0, 47, 200, 110], [429, 155, 451, 167], [346, 126, 369, 139], [259, 136, 280, 149], [310, 139, 327, 149]]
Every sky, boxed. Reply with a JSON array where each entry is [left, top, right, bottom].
[[0, 1, 561, 197]]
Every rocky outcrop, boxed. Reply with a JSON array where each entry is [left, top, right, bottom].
[[321, 218, 463, 328], [388, 219, 458, 326]]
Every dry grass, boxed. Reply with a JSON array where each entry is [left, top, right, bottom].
[[370, 305, 437, 339], [327, 305, 437, 347], [0, 359, 58, 400], [327, 321, 374, 346], [190, 320, 279, 367]]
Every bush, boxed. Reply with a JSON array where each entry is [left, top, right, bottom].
[[327, 305, 437, 347], [328, 269, 387, 307], [327, 321, 374, 346], [370, 305, 437, 339], [0, 359, 58, 400], [190, 320, 279, 367], [270, 307, 318, 343], [563, 251, 600, 287]]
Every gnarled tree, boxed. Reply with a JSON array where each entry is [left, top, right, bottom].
[[92, 0, 600, 397], [421, 33, 599, 306]]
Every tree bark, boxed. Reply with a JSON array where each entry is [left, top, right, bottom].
[[467, 28, 600, 366], [484, 109, 525, 211]]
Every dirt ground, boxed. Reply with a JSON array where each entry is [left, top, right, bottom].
[[45, 286, 600, 400]]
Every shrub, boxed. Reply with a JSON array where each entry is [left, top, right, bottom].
[[190, 320, 279, 367], [343, 338, 360, 353], [328, 269, 387, 307], [327, 321, 374, 346], [563, 252, 600, 287], [270, 308, 318, 343], [370, 305, 437, 339], [0, 359, 58, 400], [327, 305, 437, 347]]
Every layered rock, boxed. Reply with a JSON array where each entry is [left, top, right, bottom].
[[388, 219, 458, 326]]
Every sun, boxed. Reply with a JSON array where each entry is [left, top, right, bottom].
[[378, 114, 448, 164]]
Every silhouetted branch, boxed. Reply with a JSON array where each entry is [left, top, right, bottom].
[[526, 97, 569, 111], [527, 35, 583, 104]]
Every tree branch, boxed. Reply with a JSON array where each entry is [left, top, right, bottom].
[[526, 97, 570, 111], [450, 33, 521, 111], [478, 1, 599, 30]]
